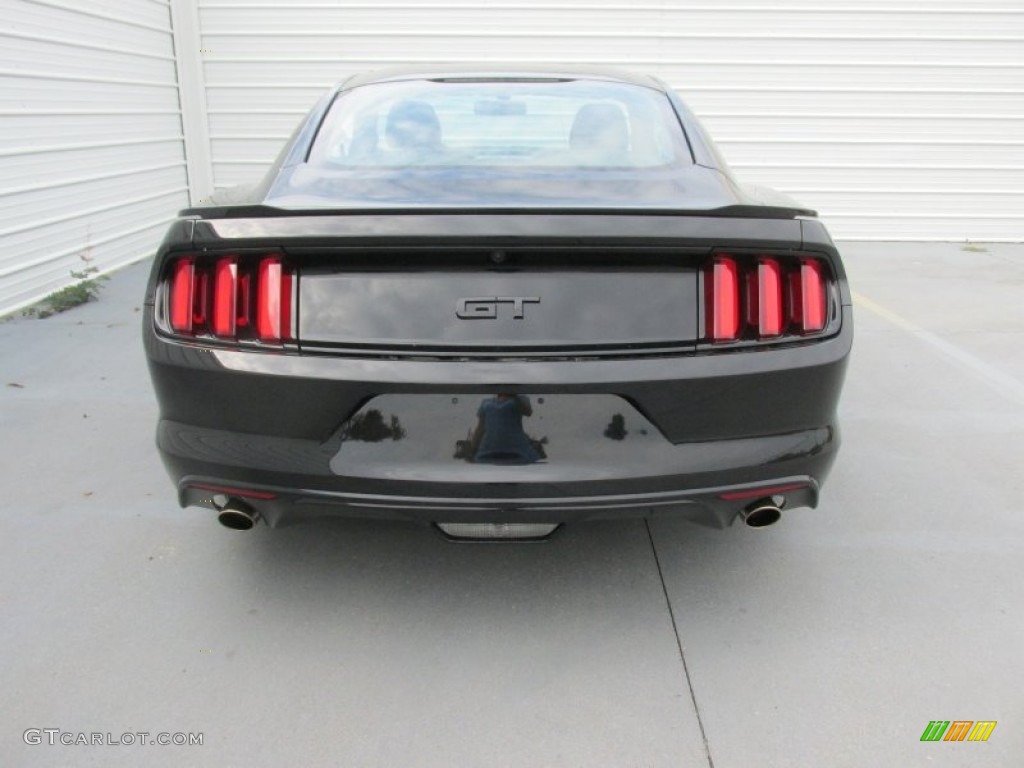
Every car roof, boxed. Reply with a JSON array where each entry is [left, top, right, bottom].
[[338, 63, 665, 92]]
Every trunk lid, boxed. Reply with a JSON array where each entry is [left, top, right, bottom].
[[187, 211, 805, 356], [297, 267, 698, 353]]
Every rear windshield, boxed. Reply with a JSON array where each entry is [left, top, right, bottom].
[[268, 78, 696, 209]]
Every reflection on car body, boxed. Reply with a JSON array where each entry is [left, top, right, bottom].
[[459, 394, 544, 465], [143, 64, 851, 539]]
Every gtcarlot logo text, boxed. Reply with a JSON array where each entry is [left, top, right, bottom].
[[24, 729, 203, 747]]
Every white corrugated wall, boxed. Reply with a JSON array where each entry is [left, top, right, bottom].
[[2, 1, 1021, 315], [194, 0, 1023, 242], [0, 0, 190, 314]]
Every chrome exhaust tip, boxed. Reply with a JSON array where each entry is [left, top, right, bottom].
[[217, 498, 259, 530], [739, 499, 783, 528]]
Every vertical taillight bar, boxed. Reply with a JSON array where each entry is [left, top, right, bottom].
[[279, 269, 293, 341], [192, 268, 210, 329], [706, 257, 740, 342], [757, 259, 783, 338], [800, 259, 827, 333], [256, 257, 292, 343], [169, 258, 194, 333], [236, 271, 252, 330], [213, 258, 238, 337]]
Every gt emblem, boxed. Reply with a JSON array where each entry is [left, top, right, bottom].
[[456, 296, 540, 319]]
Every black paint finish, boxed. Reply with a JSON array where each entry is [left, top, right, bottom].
[[143, 67, 852, 530]]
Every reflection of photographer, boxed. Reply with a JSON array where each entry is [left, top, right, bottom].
[[467, 394, 544, 464]]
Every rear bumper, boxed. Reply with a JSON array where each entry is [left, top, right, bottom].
[[161, 413, 836, 529], [174, 466, 825, 529], [149, 306, 850, 528]]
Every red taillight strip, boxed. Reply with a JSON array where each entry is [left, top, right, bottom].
[[188, 483, 278, 500], [706, 257, 740, 342], [257, 257, 288, 342], [800, 259, 827, 333], [213, 258, 238, 337], [191, 268, 209, 329], [236, 271, 252, 330], [280, 268, 293, 341], [719, 483, 809, 501], [758, 258, 783, 338], [169, 258, 194, 332]]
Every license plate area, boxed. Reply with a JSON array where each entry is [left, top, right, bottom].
[[329, 393, 668, 479]]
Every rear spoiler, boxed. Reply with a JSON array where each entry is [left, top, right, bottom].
[[179, 203, 817, 221]]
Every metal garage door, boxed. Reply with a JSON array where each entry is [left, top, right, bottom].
[[194, 0, 1023, 242], [1, 0, 190, 314]]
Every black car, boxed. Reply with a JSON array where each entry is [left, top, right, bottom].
[[143, 65, 852, 539]]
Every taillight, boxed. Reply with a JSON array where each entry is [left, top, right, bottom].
[[705, 257, 740, 342], [186, 482, 278, 501], [213, 258, 238, 337], [745, 258, 783, 339], [799, 259, 827, 333], [165, 255, 294, 344], [256, 257, 292, 342], [705, 254, 832, 343], [719, 482, 809, 501], [169, 258, 194, 333]]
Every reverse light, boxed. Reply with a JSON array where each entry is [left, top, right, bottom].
[[436, 522, 560, 541]]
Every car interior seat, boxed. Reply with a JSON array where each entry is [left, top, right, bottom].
[[385, 100, 443, 151], [569, 103, 629, 162]]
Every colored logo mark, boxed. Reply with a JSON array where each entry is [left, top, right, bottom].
[[920, 721, 996, 742]]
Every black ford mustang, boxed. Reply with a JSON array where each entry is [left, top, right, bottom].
[[143, 65, 852, 539]]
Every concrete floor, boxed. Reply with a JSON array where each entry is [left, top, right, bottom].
[[1, 242, 1022, 767]]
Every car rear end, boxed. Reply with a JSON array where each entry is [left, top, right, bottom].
[[143, 208, 851, 535], [144, 68, 852, 536]]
